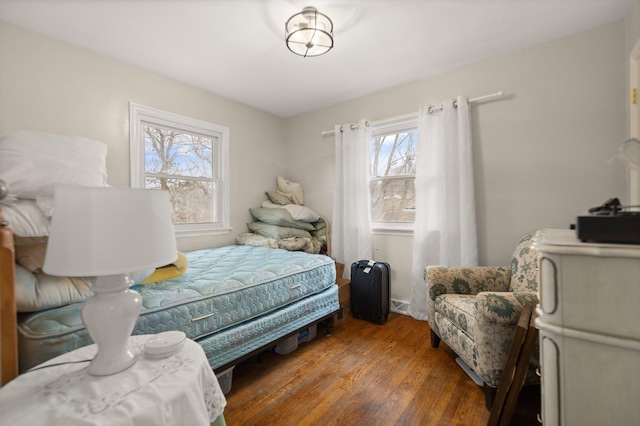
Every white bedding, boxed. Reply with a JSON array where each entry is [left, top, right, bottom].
[[0, 131, 109, 217]]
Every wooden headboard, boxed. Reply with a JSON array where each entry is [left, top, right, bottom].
[[0, 180, 18, 385]]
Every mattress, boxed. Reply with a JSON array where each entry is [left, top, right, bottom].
[[18, 245, 337, 371]]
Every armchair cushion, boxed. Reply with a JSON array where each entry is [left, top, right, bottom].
[[426, 266, 511, 329]]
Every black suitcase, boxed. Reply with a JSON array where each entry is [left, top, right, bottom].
[[350, 260, 390, 324]]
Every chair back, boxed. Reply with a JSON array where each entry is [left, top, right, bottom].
[[509, 233, 540, 292]]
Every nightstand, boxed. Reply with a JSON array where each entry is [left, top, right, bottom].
[[332, 262, 351, 325], [0, 335, 227, 425]]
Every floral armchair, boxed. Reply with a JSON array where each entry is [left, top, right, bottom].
[[426, 232, 541, 402]]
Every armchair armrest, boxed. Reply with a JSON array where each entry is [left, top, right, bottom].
[[474, 291, 539, 387], [475, 291, 538, 326]]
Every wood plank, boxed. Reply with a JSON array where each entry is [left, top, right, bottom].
[[0, 204, 18, 386]]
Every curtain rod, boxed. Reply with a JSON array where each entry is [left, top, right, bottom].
[[321, 90, 505, 137]]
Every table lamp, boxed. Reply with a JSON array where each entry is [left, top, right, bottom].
[[43, 186, 177, 376]]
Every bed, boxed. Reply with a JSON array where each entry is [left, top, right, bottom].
[[1, 195, 339, 385], [0, 132, 339, 393], [17, 244, 338, 370]]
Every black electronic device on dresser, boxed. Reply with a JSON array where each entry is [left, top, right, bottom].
[[575, 197, 640, 244]]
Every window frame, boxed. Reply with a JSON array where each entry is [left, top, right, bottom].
[[129, 103, 231, 238], [369, 118, 417, 236]]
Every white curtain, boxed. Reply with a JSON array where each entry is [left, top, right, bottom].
[[331, 119, 373, 278], [408, 96, 478, 321]]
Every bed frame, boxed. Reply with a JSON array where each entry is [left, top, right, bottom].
[[1, 180, 19, 386]]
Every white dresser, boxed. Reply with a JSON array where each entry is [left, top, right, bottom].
[[534, 229, 640, 426]]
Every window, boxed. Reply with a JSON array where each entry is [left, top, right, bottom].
[[130, 103, 230, 238], [370, 120, 417, 234]]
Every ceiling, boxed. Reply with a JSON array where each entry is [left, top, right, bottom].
[[0, 0, 634, 118]]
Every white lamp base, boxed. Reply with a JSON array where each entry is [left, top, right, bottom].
[[81, 274, 142, 376]]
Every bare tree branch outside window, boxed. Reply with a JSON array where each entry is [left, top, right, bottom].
[[143, 126, 216, 224], [370, 130, 417, 222]]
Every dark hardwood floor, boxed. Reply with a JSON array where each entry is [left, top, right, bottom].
[[223, 313, 522, 426]]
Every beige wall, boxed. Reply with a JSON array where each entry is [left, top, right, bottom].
[[627, 0, 640, 54], [0, 21, 287, 252], [286, 21, 628, 305]]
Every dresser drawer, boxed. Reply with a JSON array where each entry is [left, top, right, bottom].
[[537, 319, 640, 426], [539, 253, 640, 340]]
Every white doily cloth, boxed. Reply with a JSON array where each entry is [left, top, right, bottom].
[[0, 336, 226, 426]]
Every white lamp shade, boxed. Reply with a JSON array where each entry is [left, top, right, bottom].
[[43, 186, 177, 277]]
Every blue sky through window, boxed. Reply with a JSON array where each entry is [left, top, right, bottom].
[[143, 126, 213, 178], [371, 130, 417, 177]]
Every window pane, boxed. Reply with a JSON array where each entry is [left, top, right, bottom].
[[370, 177, 415, 222], [370, 130, 417, 177], [131, 103, 230, 234], [143, 125, 214, 178], [145, 177, 215, 224]]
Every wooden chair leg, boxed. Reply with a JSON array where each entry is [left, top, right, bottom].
[[483, 385, 497, 410], [498, 310, 539, 426], [430, 330, 441, 348], [488, 305, 538, 426]]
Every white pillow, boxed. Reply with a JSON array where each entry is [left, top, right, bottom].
[[1, 199, 50, 237], [0, 131, 108, 202], [261, 200, 320, 222], [283, 203, 320, 222], [14, 264, 94, 313], [276, 176, 304, 205]]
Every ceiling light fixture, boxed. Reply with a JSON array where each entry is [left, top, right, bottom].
[[285, 6, 333, 57]]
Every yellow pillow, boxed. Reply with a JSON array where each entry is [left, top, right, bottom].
[[139, 252, 188, 284]]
